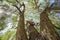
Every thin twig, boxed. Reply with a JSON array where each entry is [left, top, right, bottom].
[[16, 0, 22, 6], [16, 0, 20, 3]]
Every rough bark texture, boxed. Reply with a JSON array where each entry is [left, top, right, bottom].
[[40, 7, 60, 40], [15, 2, 28, 40], [16, 12, 28, 40], [29, 25, 46, 40], [26, 21, 46, 40]]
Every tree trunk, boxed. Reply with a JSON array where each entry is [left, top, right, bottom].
[[40, 8, 60, 40], [26, 21, 46, 40], [16, 12, 28, 40], [33, 0, 60, 39], [29, 25, 46, 40]]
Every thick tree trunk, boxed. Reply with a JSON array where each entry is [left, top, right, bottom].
[[26, 21, 46, 40], [29, 25, 46, 40], [33, 0, 60, 40], [40, 8, 60, 40], [16, 12, 28, 40]]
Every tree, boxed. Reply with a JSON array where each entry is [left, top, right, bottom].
[[4, 0, 28, 40], [40, 2, 60, 40], [13, 0, 28, 40], [34, 0, 60, 40], [26, 20, 46, 40], [0, 0, 60, 40]]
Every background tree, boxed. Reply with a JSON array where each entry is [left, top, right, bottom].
[[26, 20, 46, 40], [33, 0, 60, 40]]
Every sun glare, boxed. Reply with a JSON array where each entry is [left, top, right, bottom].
[[0, 9, 3, 13]]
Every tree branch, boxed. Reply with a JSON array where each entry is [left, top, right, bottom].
[[16, 0, 22, 6], [21, 2, 25, 12], [41, 3, 55, 13], [49, 3, 55, 8], [34, 0, 37, 6], [13, 5, 22, 13], [15, 0, 25, 13], [34, 0, 41, 12], [16, 0, 20, 3]]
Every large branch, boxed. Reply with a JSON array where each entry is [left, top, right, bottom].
[[13, 5, 22, 13], [15, 0, 25, 12]]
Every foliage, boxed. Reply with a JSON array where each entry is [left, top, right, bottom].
[[0, 16, 6, 30], [0, 0, 60, 40], [1, 29, 15, 40]]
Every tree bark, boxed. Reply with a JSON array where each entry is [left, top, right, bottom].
[[14, 2, 28, 40], [40, 7, 60, 40], [26, 20, 46, 40], [34, 0, 60, 39], [16, 12, 28, 40], [29, 25, 46, 40]]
